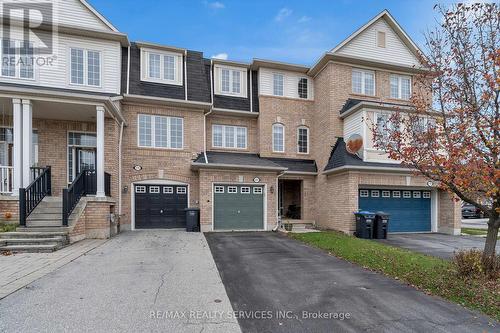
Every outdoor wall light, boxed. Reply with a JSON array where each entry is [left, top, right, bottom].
[[123, 186, 128, 193], [270, 186, 274, 194]]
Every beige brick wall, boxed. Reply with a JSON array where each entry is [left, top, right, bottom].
[[120, 102, 205, 228], [0, 198, 19, 224], [438, 191, 462, 235], [206, 114, 259, 153], [69, 199, 116, 243], [198, 169, 278, 231]]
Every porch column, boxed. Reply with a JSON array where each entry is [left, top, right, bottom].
[[12, 99, 23, 194], [21, 100, 32, 188], [96, 105, 105, 197]]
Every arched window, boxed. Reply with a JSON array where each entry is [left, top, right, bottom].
[[272, 123, 285, 152], [297, 126, 309, 154]]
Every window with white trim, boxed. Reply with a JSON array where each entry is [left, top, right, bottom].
[[177, 187, 187, 194], [360, 190, 369, 197], [149, 186, 160, 194], [141, 48, 182, 85], [273, 73, 284, 96], [241, 187, 250, 194], [253, 187, 263, 194], [390, 74, 411, 100], [212, 125, 247, 149], [1, 39, 34, 79], [403, 191, 411, 198], [392, 191, 401, 198], [382, 190, 391, 198], [272, 123, 285, 152], [163, 187, 173, 194], [135, 185, 146, 193], [228, 186, 237, 193], [298, 78, 308, 99], [297, 126, 309, 154], [214, 186, 224, 193], [70, 48, 101, 86], [352, 69, 375, 96], [138, 114, 183, 149], [413, 191, 421, 198], [217, 66, 245, 97], [371, 190, 380, 197]]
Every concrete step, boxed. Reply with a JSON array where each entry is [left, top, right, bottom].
[[282, 221, 316, 229], [0, 243, 60, 253], [30, 207, 62, 214], [26, 222, 63, 228], [36, 202, 63, 209], [28, 213, 62, 220], [16, 226, 70, 233], [0, 231, 68, 239], [40, 196, 62, 203], [2, 237, 65, 246]]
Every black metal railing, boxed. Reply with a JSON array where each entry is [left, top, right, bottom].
[[62, 170, 111, 226], [30, 166, 46, 182], [19, 166, 52, 226]]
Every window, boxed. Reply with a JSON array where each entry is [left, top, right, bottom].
[[177, 187, 187, 194], [149, 186, 160, 194], [253, 187, 263, 194], [142, 49, 182, 85], [392, 191, 401, 198], [163, 187, 173, 194], [371, 190, 380, 198], [297, 126, 309, 154], [377, 31, 386, 48], [70, 48, 101, 86], [403, 191, 411, 198], [135, 185, 146, 193], [382, 190, 391, 198], [272, 123, 285, 152], [212, 125, 247, 149], [390, 75, 411, 100], [352, 69, 375, 96], [214, 186, 224, 194], [360, 190, 369, 197], [413, 191, 421, 198], [423, 191, 431, 199], [228, 186, 237, 194], [218, 67, 245, 96], [273, 73, 284, 96], [298, 78, 308, 99], [1, 39, 34, 79], [138, 114, 183, 149], [241, 187, 250, 194], [375, 113, 391, 141]]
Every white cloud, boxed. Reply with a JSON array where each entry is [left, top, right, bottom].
[[205, 1, 225, 9], [298, 16, 311, 23], [211, 53, 228, 60], [275, 8, 292, 22]]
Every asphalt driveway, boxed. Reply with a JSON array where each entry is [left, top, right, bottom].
[[378, 233, 499, 260], [0, 230, 240, 333], [205, 232, 497, 333]]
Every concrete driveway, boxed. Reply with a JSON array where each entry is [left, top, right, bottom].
[[378, 233, 499, 260], [0, 230, 240, 333], [205, 232, 497, 333]]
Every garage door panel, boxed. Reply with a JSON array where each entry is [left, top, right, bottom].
[[214, 185, 264, 230], [359, 189, 431, 233]]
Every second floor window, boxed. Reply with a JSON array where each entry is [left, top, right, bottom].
[[219, 68, 244, 96], [1, 39, 34, 79], [297, 126, 309, 154], [138, 114, 183, 149], [142, 49, 182, 85], [390, 74, 411, 100], [212, 125, 247, 149], [352, 69, 375, 96], [70, 48, 101, 86], [272, 123, 285, 152], [273, 73, 284, 96], [298, 78, 308, 99]]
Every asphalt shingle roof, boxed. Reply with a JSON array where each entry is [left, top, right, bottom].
[[339, 98, 413, 115]]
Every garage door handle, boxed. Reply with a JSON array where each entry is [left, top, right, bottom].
[[237, 210, 240, 214], [160, 209, 163, 214]]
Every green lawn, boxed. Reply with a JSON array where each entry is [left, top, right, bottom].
[[462, 228, 499, 238], [0, 223, 17, 233], [290, 231, 500, 321]]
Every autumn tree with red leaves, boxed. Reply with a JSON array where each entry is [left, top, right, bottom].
[[373, 3, 499, 264]]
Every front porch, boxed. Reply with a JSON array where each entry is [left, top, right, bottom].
[[278, 176, 317, 229]]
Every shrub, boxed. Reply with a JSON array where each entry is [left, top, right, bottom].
[[454, 249, 499, 279]]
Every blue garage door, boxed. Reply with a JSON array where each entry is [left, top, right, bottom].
[[358, 189, 431, 233]]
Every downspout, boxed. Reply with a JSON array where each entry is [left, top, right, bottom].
[[273, 170, 286, 231], [118, 121, 124, 216], [202, 60, 215, 163], [184, 50, 188, 101]]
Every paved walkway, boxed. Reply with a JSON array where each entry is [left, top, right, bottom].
[[0, 231, 240, 333], [0, 239, 106, 299]]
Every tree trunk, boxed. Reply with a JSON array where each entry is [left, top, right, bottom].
[[482, 215, 499, 260]]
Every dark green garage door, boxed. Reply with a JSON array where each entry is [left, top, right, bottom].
[[358, 189, 432, 233], [214, 184, 264, 230]]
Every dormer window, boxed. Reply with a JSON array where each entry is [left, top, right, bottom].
[[390, 74, 411, 100], [352, 68, 375, 96], [141, 48, 183, 85], [214, 65, 247, 97]]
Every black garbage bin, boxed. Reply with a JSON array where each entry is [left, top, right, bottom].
[[354, 211, 375, 239], [185, 208, 200, 232], [374, 212, 390, 239]]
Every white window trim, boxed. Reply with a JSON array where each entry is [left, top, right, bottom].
[[272, 123, 285, 153], [403, 191, 411, 198], [212, 124, 247, 149], [297, 126, 310, 154], [135, 185, 146, 193], [214, 186, 224, 194], [390, 74, 412, 100], [392, 191, 401, 198], [149, 186, 160, 193], [352, 68, 375, 96], [253, 187, 263, 194], [241, 187, 250, 194], [298, 77, 309, 99], [423, 191, 431, 199], [413, 191, 421, 198], [0, 39, 36, 81], [137, 114, 184, 150], [177, 187, 187, 194], [382, 190, 391, 198], [163, 186, 173, 194], [228, 186, 237, 193], [371, 190, 380, 197], [69, 47, 102, 88], [215, 65, 247, 98], [140, 47, 183, 86], [360, 190, 369, 197], [272, 73, 284, 97]]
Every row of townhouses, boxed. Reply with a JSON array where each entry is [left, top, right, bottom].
[[0, 0, 461, 244]]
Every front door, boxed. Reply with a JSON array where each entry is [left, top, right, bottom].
[[69, 147, 96, 182]]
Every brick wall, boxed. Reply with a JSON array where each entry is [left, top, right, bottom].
[[0, 198, 18, 224], [438, 191, 462, 235], [69, 198, 116, 243]]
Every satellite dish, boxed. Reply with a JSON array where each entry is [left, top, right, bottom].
[[346, 134, 363, 158]]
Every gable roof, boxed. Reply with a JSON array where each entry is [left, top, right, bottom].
[[78, 0, 118, 32]]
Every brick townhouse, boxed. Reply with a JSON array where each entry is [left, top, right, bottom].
[[0, 0, 461, 247]]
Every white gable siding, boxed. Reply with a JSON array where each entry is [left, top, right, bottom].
[[335, 18, 420, 67], [259, 68, 314, 100], [0, 25, 121, 94], [343, 110, 364, 140]]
